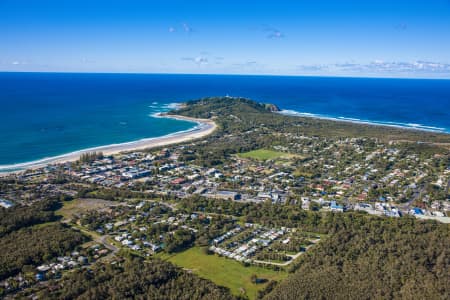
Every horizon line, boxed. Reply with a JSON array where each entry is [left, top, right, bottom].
[[1, 70, 450, 81]]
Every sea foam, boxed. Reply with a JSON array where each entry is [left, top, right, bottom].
[[280, 110, 447, 133]]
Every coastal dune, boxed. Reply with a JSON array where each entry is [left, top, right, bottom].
[[0, 115, 216, 174]]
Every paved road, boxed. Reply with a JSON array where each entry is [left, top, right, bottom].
[[70, 224, 119, 254], [99, 235, 119, 253]]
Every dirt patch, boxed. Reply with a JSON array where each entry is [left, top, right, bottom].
[[57, 198, 127, 221]]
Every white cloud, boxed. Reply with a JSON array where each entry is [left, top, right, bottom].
[[232, 60, 264, 69], [297, 64, 329, 72], [9, 60, 30, 66], [181, 56, 208, 65], [297, 60, 450, 76], [168, 23, 194, 34], [262, 25, 285, 39], [268, 30, 284, 39], [194, 56, 208, 65], [182, 23, 193, 33]]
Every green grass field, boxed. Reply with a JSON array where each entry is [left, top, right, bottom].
[[166, 246, 286, 299], [238, 149, 294, 161]]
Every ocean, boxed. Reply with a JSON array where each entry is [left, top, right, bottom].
[[1, 72, 449, 169]]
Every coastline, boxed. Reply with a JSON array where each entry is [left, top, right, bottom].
[[1, 103, 449, 176], [278, 110, 449, 134], [0, 114, 216, 175]]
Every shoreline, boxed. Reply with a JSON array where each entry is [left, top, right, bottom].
[[0, 114, 216, 175], [278, 109, 449, 134], [1, 105, 449, 176]]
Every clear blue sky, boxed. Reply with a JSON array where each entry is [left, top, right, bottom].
[[1, 0, 450, 78]]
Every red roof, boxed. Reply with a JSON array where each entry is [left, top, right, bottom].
[[171, 178, 185, 185]]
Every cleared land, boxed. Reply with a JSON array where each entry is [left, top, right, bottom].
[[56, 198, 125, 221], [166, 246, 286, 300], [238, 149, 298, 161]]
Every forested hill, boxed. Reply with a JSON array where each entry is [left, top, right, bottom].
[[170, 97, 450, 144], [171, 97, 277, 119]]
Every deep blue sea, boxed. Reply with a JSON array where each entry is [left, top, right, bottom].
[[1, 72, 450, 168]]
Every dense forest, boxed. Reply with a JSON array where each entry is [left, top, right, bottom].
[[0, 198, 86, 280], [265, 217, 449, 299], [0, 199, 60, 237], [20, 257, 237, 300], [0, 223, 86, 280]]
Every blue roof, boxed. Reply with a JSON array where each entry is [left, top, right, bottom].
[[35, 273, 45, 280], [0, 199, 14, 208], [330, 201, 343, 209], [413, 208, 424, 215]]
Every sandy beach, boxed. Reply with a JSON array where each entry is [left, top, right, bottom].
[[0, 114, 217, 175]]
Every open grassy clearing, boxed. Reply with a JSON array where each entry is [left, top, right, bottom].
[[56, 198, 125, 221], [238, 149, 294, 160], [29, 221, 60, 229], [238, 148, 306, 162], [165, 246, 286, 300]]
